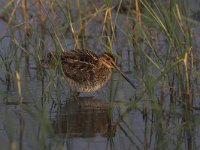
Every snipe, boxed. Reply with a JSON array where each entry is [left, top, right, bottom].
[[41, 49, 136, 94]]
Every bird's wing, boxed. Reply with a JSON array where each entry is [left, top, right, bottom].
[[62, 49, 98, 64], [61, 58, 96, 83], [48, 49, 99, 83]]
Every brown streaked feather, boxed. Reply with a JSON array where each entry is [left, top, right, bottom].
[[56, 49, 100, 84], [60, 49, 98, 65], [61, 58, 97, 83], [72, 49, 98, 60]]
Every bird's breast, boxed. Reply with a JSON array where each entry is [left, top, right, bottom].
[[63, 67, 112, 92]]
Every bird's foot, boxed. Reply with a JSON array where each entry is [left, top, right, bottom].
[[70, 91, 80, 104]]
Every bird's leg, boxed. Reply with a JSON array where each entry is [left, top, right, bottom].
[[70, 90, 80, 103], [72, 91, 80, 100]]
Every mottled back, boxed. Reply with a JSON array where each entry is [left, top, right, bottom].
[[60, 49, 105, 84]]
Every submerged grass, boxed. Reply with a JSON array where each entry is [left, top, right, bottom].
[[0, 0, 200, 149]]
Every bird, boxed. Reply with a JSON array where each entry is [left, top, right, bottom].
[[41, 49, 136, 97]]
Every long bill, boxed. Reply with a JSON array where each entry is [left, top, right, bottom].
[[113, 64, 136, 89]]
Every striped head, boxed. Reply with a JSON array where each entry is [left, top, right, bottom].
[[99, 52, 116, 69], [99, 52, 136, 89]]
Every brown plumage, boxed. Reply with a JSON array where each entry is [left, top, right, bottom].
[[41, 49, 136, 92]]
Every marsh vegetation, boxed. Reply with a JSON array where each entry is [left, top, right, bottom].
[[0, 0, 200, 149]]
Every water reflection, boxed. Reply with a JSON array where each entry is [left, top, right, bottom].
[[50, 97, 116, 138]]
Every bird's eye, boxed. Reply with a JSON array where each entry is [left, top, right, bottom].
[[47, 53, 53, 59]]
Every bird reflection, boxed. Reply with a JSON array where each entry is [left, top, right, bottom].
[[50, 97, 116, 138]]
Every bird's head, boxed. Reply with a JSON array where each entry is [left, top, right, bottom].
[[99, 52, 136, 89], [99, 52, 116, 69]]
